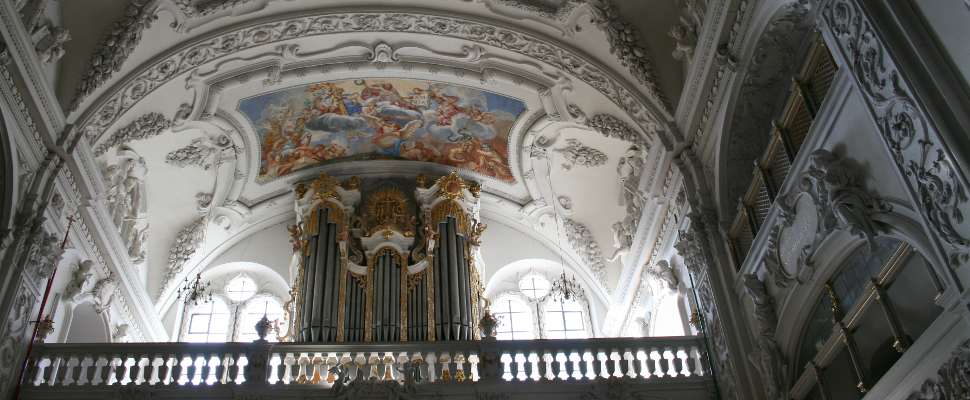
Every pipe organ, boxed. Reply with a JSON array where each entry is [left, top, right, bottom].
[[288, 172, 485, 343]]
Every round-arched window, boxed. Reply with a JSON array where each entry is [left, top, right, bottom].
[[184, 298, 231, 343], [518, 275, 550, 299], [225, 276, 258, 302], [492, 295, 534, 340]]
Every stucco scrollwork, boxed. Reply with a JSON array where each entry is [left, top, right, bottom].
[[553, 138, 607, 170], [763, 149, 889, 287], [92, 112, 173, 156], [27, 229, 63, 284], [161, 216, 208, 296], [823, 0, 970, 265], [72, 0, 157, 111], [563, 217, 607, 286], [76, 12, 664, 150], [906, 339, 970, 399]]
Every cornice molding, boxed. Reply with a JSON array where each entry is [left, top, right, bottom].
[[71, 9, 672, 151]]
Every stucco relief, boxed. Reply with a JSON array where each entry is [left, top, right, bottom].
[[763, 150, 889, 288], [823, 0, 970, 266], [77, 12, 663, 153], [906, 339, 970, 399], [719, 0, 814, 221]]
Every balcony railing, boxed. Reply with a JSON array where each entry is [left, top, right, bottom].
[[21, 336, 714, 399], [727, 34, 838, 270]]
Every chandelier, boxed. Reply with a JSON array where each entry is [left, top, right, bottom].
[[177, 273, 213, 306], [549, 272, 584, 302]]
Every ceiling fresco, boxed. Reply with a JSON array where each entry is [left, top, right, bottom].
[[238, 78, 527, 183]]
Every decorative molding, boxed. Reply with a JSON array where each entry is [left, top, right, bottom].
[[162, 216, 207, 295], [92, 112, 172, 156], [823, 0, 970, 266], [742, 274, 786, 400], [563, 217, 607, 286], [906, 338, 970, 399], [173, 0, 256, 19], [763, 150, 890, 287], [586, 0, 670, 112], [587, 113, 650, 150], [553, 138, 607, 170], [674, 213, 740, 400], [71, 0, 158, 111], [26, 228, 62, 284], [164, 135, 230, 169], [76, 11, 664, 149], [644, 259, 679, 291]]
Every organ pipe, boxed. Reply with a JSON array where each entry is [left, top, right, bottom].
[[288, 172, 484, 344]]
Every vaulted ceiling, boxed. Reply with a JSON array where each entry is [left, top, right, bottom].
[[47, 0, 700, 324]]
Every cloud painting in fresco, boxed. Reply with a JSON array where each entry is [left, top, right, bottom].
[[239, 79, 527, 183]]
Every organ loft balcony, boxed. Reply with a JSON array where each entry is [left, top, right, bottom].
[[19, 173, 714, 399]]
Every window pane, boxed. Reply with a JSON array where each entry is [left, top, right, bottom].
[[544, 299, 586, 339], [519, 275, 550, 299], [238, 297, 285, 342], [187, 315, 210, 333], [225, 276, 258, 302], [492, 296, 534, 341], [184, 298, 230, 343]]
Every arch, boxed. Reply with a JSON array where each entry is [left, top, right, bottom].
[[64, 303, 110, 343], [715, 0, 816, 220], [776, 208, 949, 359], [0, 99, 19, 235]]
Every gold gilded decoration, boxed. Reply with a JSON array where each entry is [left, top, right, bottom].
[[364, 187, 414, 238], [427, 261, 436, 341], [336, 245, 349, 342], [342, 176, 360, 190], [307, 202, 346, 236], [407, 270, 425, 290], [468, 220, 487, 247], [287, 224, 303, 252], [435, 171, 467, 201], [311, 173, 341, 201], [294, 183, 308, 199], [468, 181, 481, 198], [430, 200, 470, 235]]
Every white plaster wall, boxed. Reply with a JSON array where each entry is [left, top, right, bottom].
[[914, 0, 970, 87], [206, 221, 293, 283]]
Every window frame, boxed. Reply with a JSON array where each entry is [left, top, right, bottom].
[[179, 278, 287, 343]]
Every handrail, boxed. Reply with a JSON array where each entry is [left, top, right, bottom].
[[22, 336, 712, 389]]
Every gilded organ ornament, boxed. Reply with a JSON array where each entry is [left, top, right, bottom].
[[286, 171, 485, 343]]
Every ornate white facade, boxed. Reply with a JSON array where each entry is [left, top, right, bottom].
[[0, 0, 968, 399]]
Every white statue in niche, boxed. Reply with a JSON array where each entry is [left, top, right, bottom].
[[105, 146, 148, 263]]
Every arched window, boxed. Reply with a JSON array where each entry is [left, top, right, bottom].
[[543, 298, 588, 339], [236, 296, 285, 342], [486, 270, 593, 340], [518, 275, 550, 299], [793, 237, 944, 396], [225, 276, 258, 302], [184, 298, 231, 343], [492, 296, 534, 340], [180, 274, 288, 342]]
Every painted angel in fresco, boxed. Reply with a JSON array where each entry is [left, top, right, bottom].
[[364, 114, 424, 156]]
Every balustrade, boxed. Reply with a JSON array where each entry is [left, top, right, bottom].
[[21, 337, 709, 395]]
